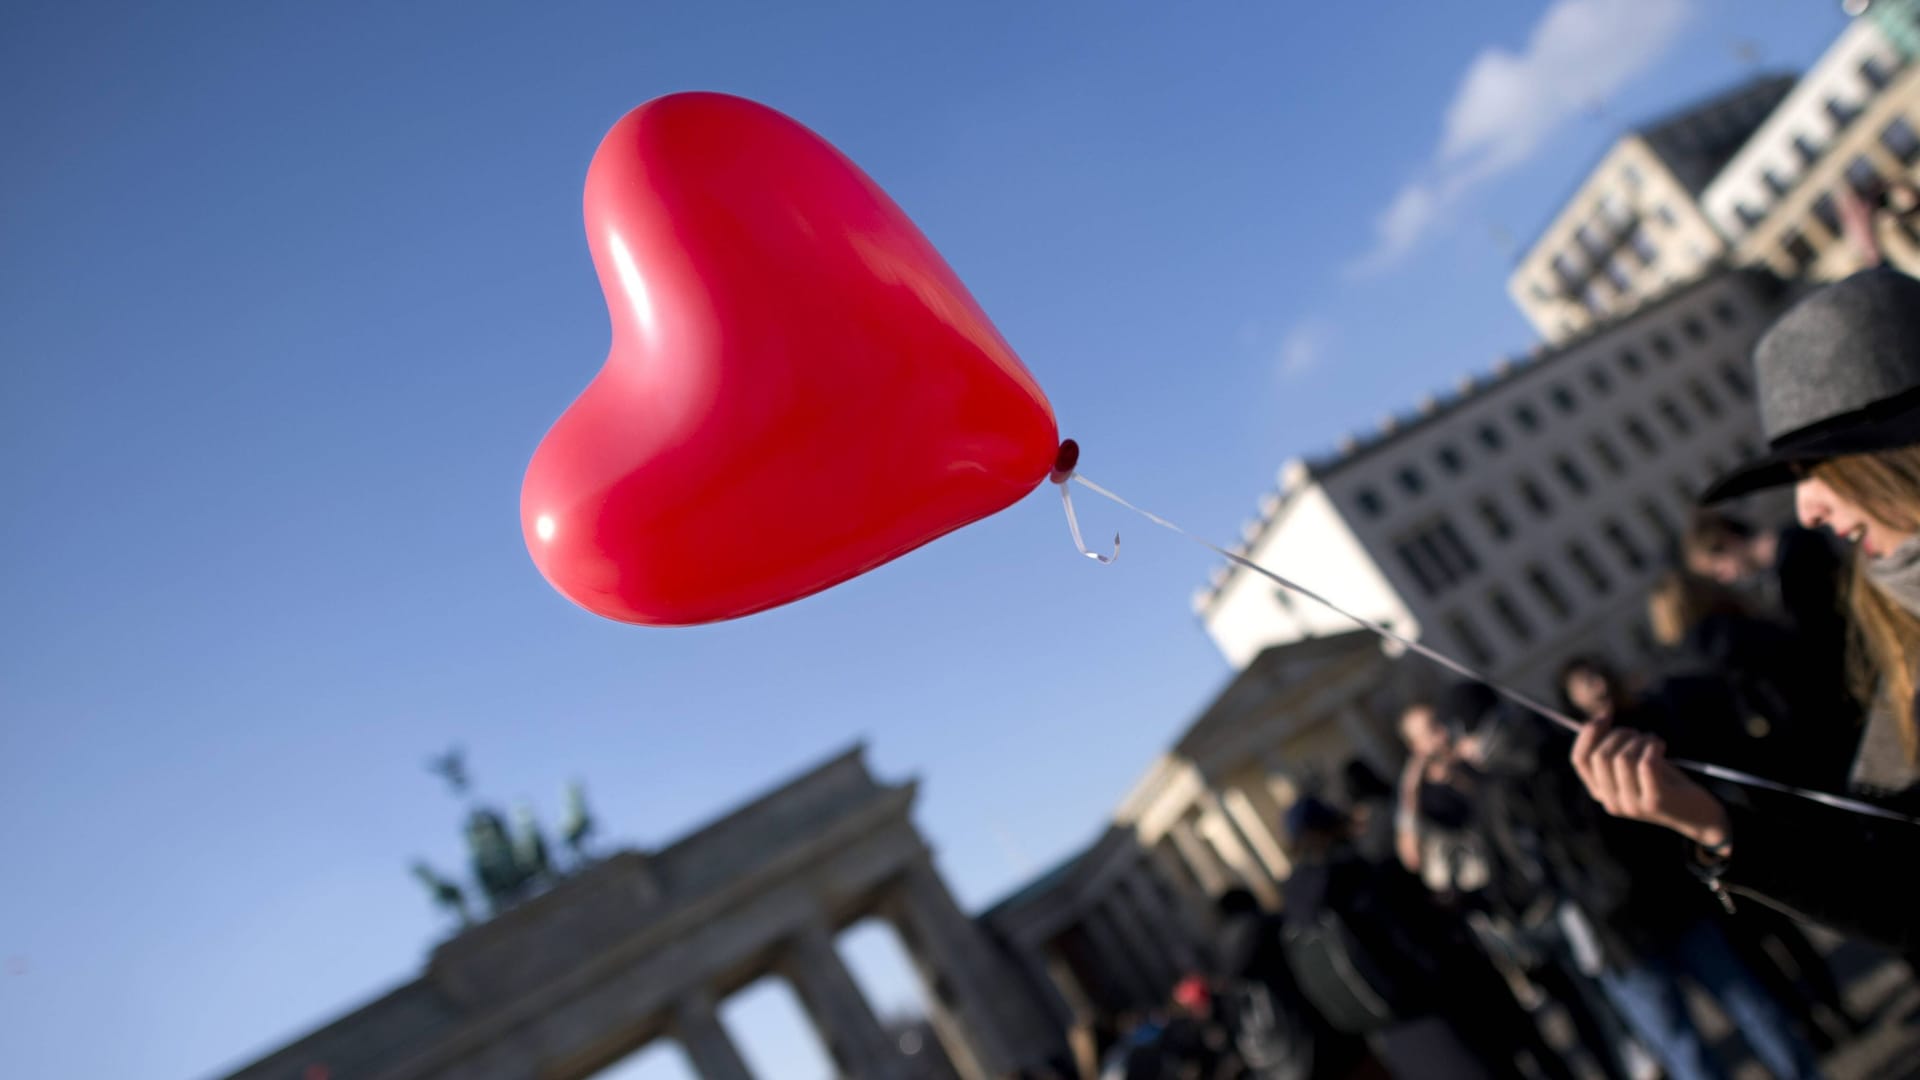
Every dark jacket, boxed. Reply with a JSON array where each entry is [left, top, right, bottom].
[[1714, 689, 1920, 954], [1667, 609, 1861, 790], [1474, 708, 1716, 969]]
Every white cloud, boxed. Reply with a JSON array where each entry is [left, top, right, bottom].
[[1277, 319, 1333, 380], [1349, 0, 1693, 276]]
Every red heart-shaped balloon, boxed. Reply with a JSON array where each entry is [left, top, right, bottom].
[[521, 93, 1059, 625]]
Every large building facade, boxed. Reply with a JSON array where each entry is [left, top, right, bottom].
[[1199, 269, 1791, 694]]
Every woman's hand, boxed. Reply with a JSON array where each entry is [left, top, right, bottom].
[[1570, 716, 1731, 850]]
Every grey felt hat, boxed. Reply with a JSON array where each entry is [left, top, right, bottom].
[[1702, 267, 1920, 504]]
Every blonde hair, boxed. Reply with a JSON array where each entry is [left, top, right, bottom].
[[1645, 569, 1752, 647], [1811, 447, 1920, 763]]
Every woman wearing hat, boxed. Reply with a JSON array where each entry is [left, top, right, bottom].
[[1570, 268, 1920, 955]]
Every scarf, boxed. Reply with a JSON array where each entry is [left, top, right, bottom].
[[1853, 536, 1920, 794]]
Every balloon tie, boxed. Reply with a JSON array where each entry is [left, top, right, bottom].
[[1062, 470, 1920, 828], [1051, 441, 1119, 564]]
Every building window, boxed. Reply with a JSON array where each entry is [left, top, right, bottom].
[[1712, 298, 1739, 327], [1551, 385, 1578, 414], [1356, 488, 1385, 518], [1434, 520, 1479, 577], [1762, 169, 1789, 198], [1719, 361, 1752, 399], [1515, 403, 1541, 433], [1625, 417, 1660, 455], [1395, 517, 1480, 597], [1446, 611, 1497, 667], [1604, 257, 1633, 293], [1683, 316, 1707, 343], [1848, 155, 1885, 198], [1576, 222, 1608, 259], [1587, 366, 1613, 395], [1551, 252, 1582, 290], [1395, 540, 1441, 597], [1437, 445, 1465, 475], [1623, 164, 1643, 190], [1519, 474, 1553, 516], [1581, 282, 1609, 316], [1628, 225, 1659, 266], [1556, 455, 1590, 495], [1826, 97, 1861, 130], [1478, 423, 1505, 452], [1782, 229, 1818, 273], [1657, 397, 1691, 436], [1882, 117, 1920, 165], [1477, 496, 1514, 541], [1639, 497, 1677, 552], [1527, 564, 1574, 620], [1687, 378, 1721, 419], [1651, 333, 1676, 361], [1793, 133, 1821, 167], [1656, 204, 1677, 228], [1735, 203, 1764, 230], [1603, 519, 1648, 571], [1863, 56, 1893, 92], [1620, 349, 1646, 376], [1590, 433, 1626, 475], [1398, 466, 1425, 495], [1568, 541, 1613, 596], [1812, 192, 1841, 238], [1489, 588, 1533, 642]]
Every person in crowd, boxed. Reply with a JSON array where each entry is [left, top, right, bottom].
[[1390, 704, 1492, 900], [1432, 684, 1646, 1080], [1158, 976, 1235, 1079], [1644, 571, 1868, 1047], [1570, 268, 1920, 956], [1213, 886, 1379, 1080], [1681, 512, 1860, 786], [1338, 759, 1398, 867], [1483, 666, 1828, 1080], [1282, 796, 1568, 1080], [1645, 568, 1851, 788]]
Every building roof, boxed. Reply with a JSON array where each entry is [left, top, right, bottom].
[[1640, 74, 1796, 195], [1512, 73, 1797, 267], [1197, 265, 1788, 609], [1172, 630, 1378, 760]]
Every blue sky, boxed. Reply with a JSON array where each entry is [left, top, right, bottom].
[[0, 2, 1847, 1077]]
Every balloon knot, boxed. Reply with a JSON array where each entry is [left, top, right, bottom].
[[1050, 439, 1080, 485]]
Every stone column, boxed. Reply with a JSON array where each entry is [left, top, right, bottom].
[[886, 863, 1021, 1080], [1197, 800, 1280, 908], [1147, 840, 1220, 949], [1121, 865, 1201, 974], [1225, 776, 1293, 880], [1080, 903, 1157, 1006], [673, 991, 756, 1080], [782, 921, 906, 1080], [1166, 819, 1234, 897], [1102, 887, 1174, 992]]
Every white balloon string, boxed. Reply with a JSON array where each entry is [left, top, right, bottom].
[[1055, 479, 1120, 564], [1064, 471, 1920, 828]]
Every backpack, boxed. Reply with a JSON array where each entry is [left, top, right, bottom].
[[1216, 978, 1313, 1080], [1281, 906, 1409, 1034]]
